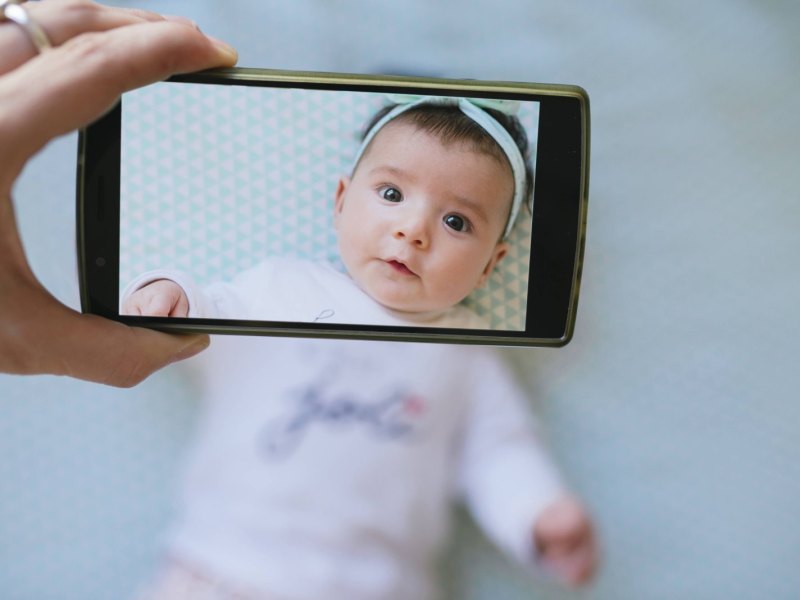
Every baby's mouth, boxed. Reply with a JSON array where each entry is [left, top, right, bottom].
[[385, 259, 418, 277]]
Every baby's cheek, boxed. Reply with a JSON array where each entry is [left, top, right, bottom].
[[446, 261, 482, 297]]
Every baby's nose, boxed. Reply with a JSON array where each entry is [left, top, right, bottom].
[[393, 212, 430, 248]]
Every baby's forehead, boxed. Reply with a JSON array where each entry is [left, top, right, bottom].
[[358, 119, 510, 174]]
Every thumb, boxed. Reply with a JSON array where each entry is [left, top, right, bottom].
[[45, 310, 209, 387]]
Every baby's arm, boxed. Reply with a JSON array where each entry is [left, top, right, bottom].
[[120, 263, 271, 320], [455, 347, 597, 586]]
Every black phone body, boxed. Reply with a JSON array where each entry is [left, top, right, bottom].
[[77, 68, 589, 346]]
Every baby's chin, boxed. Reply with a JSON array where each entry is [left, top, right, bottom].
[[380, 303, 452, 323], [365, 287, 461, 321]]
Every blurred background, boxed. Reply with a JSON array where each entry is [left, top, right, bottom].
[[2, 1, 799, 598]]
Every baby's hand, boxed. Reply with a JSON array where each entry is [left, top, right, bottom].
[[533, 495, 598, 587], [122, 280, 189, 318]]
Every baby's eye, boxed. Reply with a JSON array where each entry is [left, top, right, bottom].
[[379, 186, 403, 203], [443, 214, 470, 232]]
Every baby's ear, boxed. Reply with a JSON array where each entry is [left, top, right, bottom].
[[334, 175, 350, 218], [476, 242, 508, 289]]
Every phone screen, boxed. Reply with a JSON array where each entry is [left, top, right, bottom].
[[78, 69, 588, 346], [119, 82, 537, 332]]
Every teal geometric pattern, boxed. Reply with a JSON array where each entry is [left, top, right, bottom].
[[121, 82, 538, 330]]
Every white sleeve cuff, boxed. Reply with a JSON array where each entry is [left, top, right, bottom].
[[464, 444, 566, 566]]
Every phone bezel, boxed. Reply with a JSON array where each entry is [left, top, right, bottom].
[[77, 67, 589, 347]]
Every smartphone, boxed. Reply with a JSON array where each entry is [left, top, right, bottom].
[[77, 68, 589, 346]]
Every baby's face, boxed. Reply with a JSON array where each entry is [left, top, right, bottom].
[[334, 121, 513, 315]]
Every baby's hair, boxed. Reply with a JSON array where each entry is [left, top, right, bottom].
[[358, 103, 534, 219]]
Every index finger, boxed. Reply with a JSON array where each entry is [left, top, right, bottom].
[[0, 20, 237, 190]]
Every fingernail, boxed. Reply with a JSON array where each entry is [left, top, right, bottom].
[[163, 15, 201, 31], [208, 36, 239, 63], [172, 336, 210, 363]]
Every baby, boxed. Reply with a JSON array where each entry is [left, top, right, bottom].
[[128, 96, 598, 600]]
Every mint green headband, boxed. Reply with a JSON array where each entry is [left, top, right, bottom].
[[353, 94, 527, 240]]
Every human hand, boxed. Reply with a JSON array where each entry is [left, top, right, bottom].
[[533, 495, 599, 587], [0, 0, 237, 386], [122, 280, 189, 318]]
